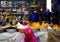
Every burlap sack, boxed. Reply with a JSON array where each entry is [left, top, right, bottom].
[[48, 32, 60, 42]]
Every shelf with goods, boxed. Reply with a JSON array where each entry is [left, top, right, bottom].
[[0, 0, 46, 26], [0, 10, 2, 15], [0, 0, 29, 15], [0, 0, 46, 15]]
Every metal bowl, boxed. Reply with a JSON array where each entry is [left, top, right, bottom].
[[5, 27, 17, 33]]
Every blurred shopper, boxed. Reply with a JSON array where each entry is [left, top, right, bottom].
[[23, 28, 39, 42], [29, 10, 39, 22], [44, 9, 50, 22], [49, 10, 59, 24]]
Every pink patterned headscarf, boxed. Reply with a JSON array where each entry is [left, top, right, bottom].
[[24, 28, 38, 42]]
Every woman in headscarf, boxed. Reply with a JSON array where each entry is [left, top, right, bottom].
[[29, 10, 39, 22], [24, 28, 38, 42]]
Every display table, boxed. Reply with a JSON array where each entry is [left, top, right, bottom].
[[0, 26, 49, 42], [0, 32, 24, 42], [0, 31, 48, 42]]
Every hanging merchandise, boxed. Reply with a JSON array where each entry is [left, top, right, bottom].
[[3, 9, 11, 15], [5, 1, 12, 7], [30, 0, 37, 7], [1, 1, 6, 7], [16, 8, 22, 14], [1, 1, 12, 7], [24, 9, 29, 15], [22, 8, 26, 14]]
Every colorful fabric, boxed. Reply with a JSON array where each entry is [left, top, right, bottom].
[[24, 28, 38, 42]]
